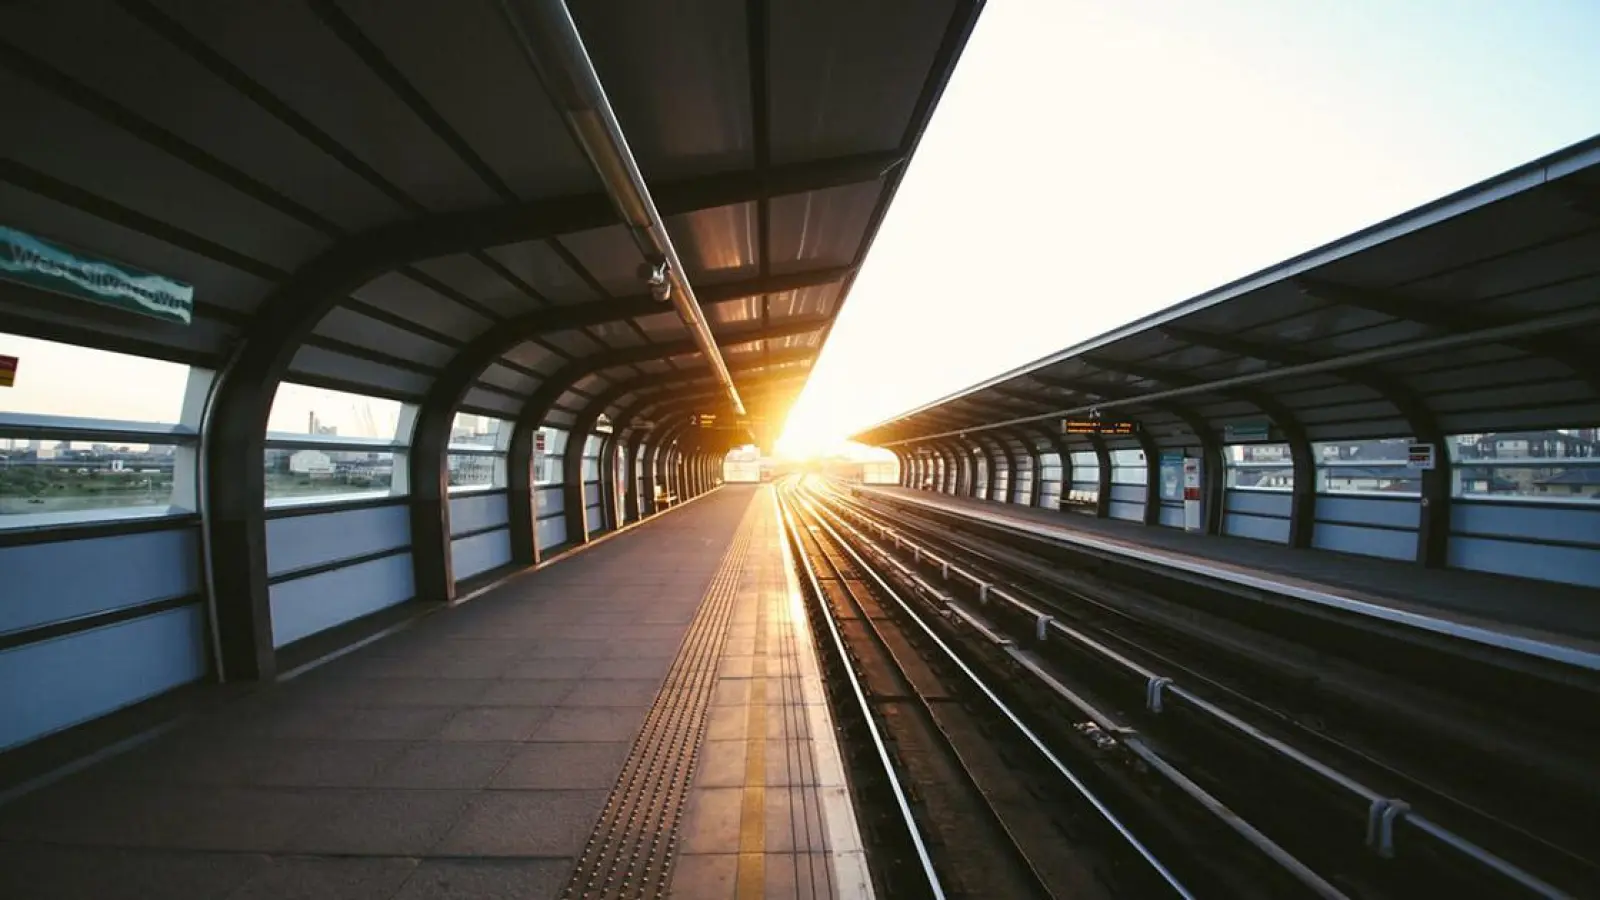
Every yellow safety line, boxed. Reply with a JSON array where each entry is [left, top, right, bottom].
[[735, 513, 771, 898]]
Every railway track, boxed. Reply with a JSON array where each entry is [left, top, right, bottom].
[[778, 482, 1322, 899], [782, 477, 1596, 899], [830, 484, 1600, 893]]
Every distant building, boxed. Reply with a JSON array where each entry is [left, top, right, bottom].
[[289, 449, 334, 476]]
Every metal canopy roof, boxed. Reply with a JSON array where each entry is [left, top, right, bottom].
[[1, 0, 982, 430], [855, 136, 1600, 452]]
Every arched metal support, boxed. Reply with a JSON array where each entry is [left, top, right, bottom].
[[1133, 424, 1162, 526], [1030, 423, 1074, 512], [932, 440, 959, 495], [1006, 427, 1044, 507], [995, 430, 1033, 505], [1162, 324, 1447, 559], [1088, 433, 1112, 518], [973, 433, 1004, 501], [501, 319, 823, 558]]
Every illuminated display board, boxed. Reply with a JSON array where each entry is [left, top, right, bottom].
[[1062, 417, 1138, 436]]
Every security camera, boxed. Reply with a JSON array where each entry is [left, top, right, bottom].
[[639, 258, 671, 303]]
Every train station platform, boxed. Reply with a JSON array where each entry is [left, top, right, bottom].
[[858, 485, 1600, 672], [0, 485, 868, 900]]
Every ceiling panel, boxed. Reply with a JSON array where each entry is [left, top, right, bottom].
[[410, 253, 547, 318], [7, 0, 404, 231], [770, 282, 843, 318], [501, 340, 562, 374], [311, 307, 455, 369], [557, 225, 641, 298], [542, 329, 605, 357], [768, 0, 956, 164], [708, 294, 761, 325], [570, 0, 753, 182], [349, 272, 494, 341], [158, 0, 502, 212], [665, 202, 758, 286], [2, 69, 330, 272], [768, 182, 882, 275], [340, 0, 597, 201], [586, 320, 646, 349], [485, 239, 598, 305], [478, 362, 541, 396], [288, 344, 431, 398]]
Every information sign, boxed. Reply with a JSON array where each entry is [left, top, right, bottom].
[[1, 226, 194, 325], [0, 355, 15, 388], [532, 431, 546, 475], [1062, 417, 1138, 436], [1224, 420, 1270, 443], [1407, 442, 1436, 470], [1158, 452, 1183, 502], [1182, 457, 1204, 531]]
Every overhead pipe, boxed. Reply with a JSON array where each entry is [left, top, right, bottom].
[[498, 0, 745, 416]]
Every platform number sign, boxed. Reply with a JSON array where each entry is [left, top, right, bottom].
[[0, 354, 15, 388]]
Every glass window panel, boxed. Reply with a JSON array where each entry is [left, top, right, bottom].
[[450, 413, 508, 449], [1225, 443, 1294, 490], [449, 453, 503, 489], [1313, 438, 1419, 496], [269, 382, 403, 441], [264, 448, 395, 501], [1, 442, 178, 516], [1111, 448, 1146, 484], [0, 333, 190, 423], [1447, 428, 1600, 502]]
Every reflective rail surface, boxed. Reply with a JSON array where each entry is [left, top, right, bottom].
[[807, 478, 1586, 899]]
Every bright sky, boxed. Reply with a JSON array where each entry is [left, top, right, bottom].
[[3, 2, 1598, 453], [774, 0, 1600, 458]]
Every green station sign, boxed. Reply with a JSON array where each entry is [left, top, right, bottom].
[[1, 225, 194, 325]]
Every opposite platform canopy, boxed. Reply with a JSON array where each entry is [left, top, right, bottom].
[[855, 137, 1600, 455], [0, 0, 983, 434]]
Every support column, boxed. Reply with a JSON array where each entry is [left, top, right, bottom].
[[598, 434, 618, 532], [941, 444, 959, 494], [563, 430, 591, 547], [1284, 422, 1316, 549], [1024, 439, 1044, 507], [507, 422, 540, 567], [640, 432, 662, 517], [1089, 434, 1112, 518], [1136, 428, 1162, 526], [623, 436, 641, 522]]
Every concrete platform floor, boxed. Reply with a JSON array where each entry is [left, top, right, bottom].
[[0, 485, 864, 899]]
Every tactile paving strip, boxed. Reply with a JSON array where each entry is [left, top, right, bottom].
[[562, 506, 756, 899]]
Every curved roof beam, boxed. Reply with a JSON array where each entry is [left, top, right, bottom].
[[1295, 279, 1600, 395], [513, 315, 829, 435], [622, 375, 813, 434], [572, 351, 818, 437]]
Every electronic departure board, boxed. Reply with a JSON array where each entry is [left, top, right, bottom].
[[1062, 417, 1138, 436]]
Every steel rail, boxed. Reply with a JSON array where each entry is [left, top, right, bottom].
[[774, 489, 946, 900], [791, 484, 1195, 898], [815, 481, 1573, 899]]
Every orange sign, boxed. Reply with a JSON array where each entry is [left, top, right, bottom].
[[0, 355, 16, 388]]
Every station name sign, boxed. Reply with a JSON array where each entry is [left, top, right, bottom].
[[1062, 417, 1138, 436], [1, 226, 195, 326]]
